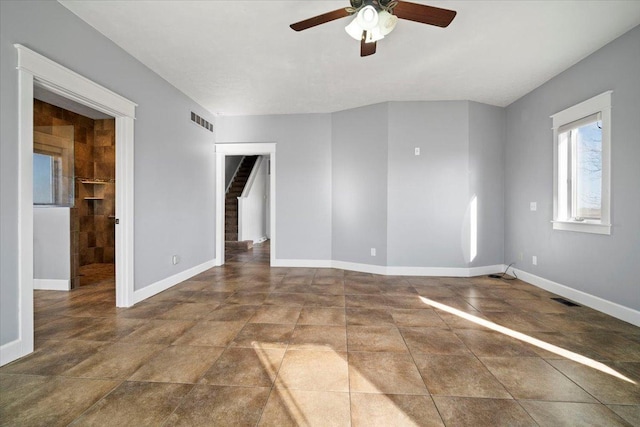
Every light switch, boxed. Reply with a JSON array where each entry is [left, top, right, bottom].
[[414, 147, 420, 156], [530, 202, 537, 211]]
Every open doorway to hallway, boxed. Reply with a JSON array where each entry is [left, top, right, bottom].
[[224, 155, 270, 259], [215, 143, 277, 267]]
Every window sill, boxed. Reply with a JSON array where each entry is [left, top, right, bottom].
[[552, 220, 611, 235]]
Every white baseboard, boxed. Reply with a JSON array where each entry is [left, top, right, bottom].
[[33, 278, 69, 291], [0, 338, 24, 366], [331, 260, 388, 275], [273, 259, 504, 278], [133, 259, 216, 304], [272, 259, 333, 268], [512, 268, 640, 327]]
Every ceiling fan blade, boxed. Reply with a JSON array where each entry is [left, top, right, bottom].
[[290, 8, 352, 31], [361, 32, 377, 57], [393, 1, 457, 28]]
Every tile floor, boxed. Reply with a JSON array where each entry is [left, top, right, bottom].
[[2, 242, 640, 426]]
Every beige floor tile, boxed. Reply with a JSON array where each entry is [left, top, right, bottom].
[[34, 316, 103, 340], [481, 357, 597, 402], [225, 291, 269, 305], [350, 393, 444, 427], [433, 396, 536, 427], [415, 354, 511, 398], [304, 294, 345, 307], [344, 282, 382, 295], [263, 292, 309, 306], [276, 349, 349, 392], [157, 302, 219, 320], [290, 325, 347, 351], [9, 242, 640, 426], [165, 386, 271, 426], [390, 309, 448, 328], [0, 339, 105, 376], [455, 329, 540, 357], [117, 301, 177, 319], [120, 320, 196, 345], [345, 294, 388, 308], [200, 347, 285, 387], [129, 345, 224, 383], [258, 387, 351, 427], [72, 381, 192, 426], [232, 323, 295, 349], [484, 311, 558, 332], [62, 342, 164, 379], [68, 317, 145, 341], [0, 374, 119, 427], [206, 304, 259, 321], [298, 307, 346, 325], [607, 404, 640, 426], [400, 327, 470, 355], [348, 352, 427, 395], [548, 359, 640, 404], [249, 306, 302, 324], [346, 308, 395, 326], [172, 320, 245, 346], [520, 401, 631, 426], [348, 326, 408, 352]]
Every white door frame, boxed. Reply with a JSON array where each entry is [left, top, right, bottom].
[[215, 143, 276, 266], [10, 44, 137, 363]]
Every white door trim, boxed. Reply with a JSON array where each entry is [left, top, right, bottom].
[[8, 45, 137, 365], [215, 143, 276, 266]]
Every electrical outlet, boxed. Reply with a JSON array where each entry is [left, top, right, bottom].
[[414, 147, 420, 156], [172, 255, 179, 265], [530, 202, 537, 211], [532, 255, 537, 266], [371, 248, 376, 257]]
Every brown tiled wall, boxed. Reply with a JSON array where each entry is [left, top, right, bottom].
[[34, 100, 115, 277]]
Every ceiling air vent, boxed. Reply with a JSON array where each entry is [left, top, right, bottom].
[[191, 111, 213, 132]]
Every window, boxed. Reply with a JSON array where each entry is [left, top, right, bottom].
[[33, 152, 57, 204], [551, 91, 611, 235], [33, 125, 75, 206]]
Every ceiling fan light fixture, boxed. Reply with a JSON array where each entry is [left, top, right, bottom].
[[356, 5, 379, 30], [377, 10, 398, 36], [345, 17, 364, 40], [365, 27, 385, 43]]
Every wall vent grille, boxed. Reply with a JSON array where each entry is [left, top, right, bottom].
[[191, 111, 213, 132]]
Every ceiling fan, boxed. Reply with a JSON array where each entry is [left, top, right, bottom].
[[290, 0, 457, 57]]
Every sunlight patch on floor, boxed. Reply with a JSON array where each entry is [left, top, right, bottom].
[[419, 296, 636, 384]]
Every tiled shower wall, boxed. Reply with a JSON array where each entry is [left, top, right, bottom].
[[34, 100, 115, 277]]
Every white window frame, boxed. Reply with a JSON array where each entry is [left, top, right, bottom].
[[551, 91, 612, 235]]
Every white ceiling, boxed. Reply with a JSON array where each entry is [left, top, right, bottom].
[[59, 1, 640, 116]]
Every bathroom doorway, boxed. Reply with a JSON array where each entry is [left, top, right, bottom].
[[11, 44, 136, 365], [32, 90, 117, 292]]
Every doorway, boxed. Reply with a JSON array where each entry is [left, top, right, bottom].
[[10, 44, 136, 364], [215, 143, 276, 267], [32, 92, 117, 292]]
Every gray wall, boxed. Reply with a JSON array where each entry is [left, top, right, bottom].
[[505, 25, 640, 310], [332, 103, 389, 266], [215, 114, 333, 261], [468, 102, 506, 268], [386, 101, 470, 267], [0, 1, 216, 345]]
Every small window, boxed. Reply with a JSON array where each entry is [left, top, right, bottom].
[[33, 125, 75, 206], [551, 91, 611, 235]]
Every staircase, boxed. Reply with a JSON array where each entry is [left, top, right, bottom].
[[225, 156, 258, 250]]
